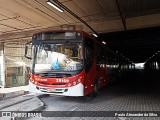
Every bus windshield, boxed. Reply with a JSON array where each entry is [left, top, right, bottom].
[[32, 43, 83, 73]]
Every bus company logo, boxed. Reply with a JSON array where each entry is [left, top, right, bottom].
[[35, 78, 47, 81], [56, 79, 69, 83]]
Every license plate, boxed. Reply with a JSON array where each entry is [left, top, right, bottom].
[[47, 88, 56, 92]]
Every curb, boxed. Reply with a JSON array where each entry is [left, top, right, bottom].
[[0, 97, 45, 112], [0, 93, 48, 111], [0, 90, 29, 100], [0, 94, 3, 100], [0, 95, 33, 110], [27, 97, 45, 112]]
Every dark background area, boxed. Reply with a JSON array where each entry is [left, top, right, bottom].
[[100, 26, 160, 63]]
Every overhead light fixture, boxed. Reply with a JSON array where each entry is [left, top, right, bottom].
[[102, 41, 106, 44], [93, 33, 98, 37], [46, 0, 64, 13]]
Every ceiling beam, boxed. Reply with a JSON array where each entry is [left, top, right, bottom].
[[116, 0, 126, 30], [52, 0, 99, 35], [0, 16, 20, 22]]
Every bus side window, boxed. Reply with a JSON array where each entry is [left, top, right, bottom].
[[96, 44, 101, 71], [84, 38, 94, 73], [96, 45, 106, 67], [96, 45, 100, 64], [72, 47, 78, 57], [78, 46, 83, 60]]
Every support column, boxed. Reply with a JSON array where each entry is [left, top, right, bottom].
[[0, 43, 5, 88]]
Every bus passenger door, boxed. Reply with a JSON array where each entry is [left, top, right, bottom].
[[96, 45, 107, 88], [84, 38, 96, 95]]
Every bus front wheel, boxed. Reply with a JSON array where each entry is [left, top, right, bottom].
[[89, 81, 98, 98]]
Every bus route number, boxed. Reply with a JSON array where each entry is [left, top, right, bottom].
[[56, 79, 69, 83]]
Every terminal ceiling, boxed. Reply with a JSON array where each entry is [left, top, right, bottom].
[[0, 0, 160, 63]]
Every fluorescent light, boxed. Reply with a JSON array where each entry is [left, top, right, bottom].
[[46, 1, 64, 13], [93, 33, 98, 37], [102, 41, 106, 44]]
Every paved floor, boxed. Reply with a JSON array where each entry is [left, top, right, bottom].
[[26, 69, 160, 120]]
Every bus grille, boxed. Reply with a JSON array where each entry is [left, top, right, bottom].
[[36, 86, 68, 93], [38, 82, 66, 86], [36, 73, 72, 78]]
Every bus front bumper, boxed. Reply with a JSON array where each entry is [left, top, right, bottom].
[[29, 81, 84, 96]]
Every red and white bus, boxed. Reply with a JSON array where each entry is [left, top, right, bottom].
[[25, 30, 129, 97]]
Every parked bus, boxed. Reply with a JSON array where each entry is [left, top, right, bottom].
[[25, 30, 129, 97]]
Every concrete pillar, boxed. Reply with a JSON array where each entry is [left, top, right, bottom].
[[23, 64, 26, 85], [0, 43, 5, 88]]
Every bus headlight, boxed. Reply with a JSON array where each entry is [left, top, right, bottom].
[[68, 83, 71, 87], [73, 81, 76, 85], [77, 78, 81, 83], [30, 79, 35, 84]]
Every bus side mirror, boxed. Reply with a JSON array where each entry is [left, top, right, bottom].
[[25, 46, 32, 60]]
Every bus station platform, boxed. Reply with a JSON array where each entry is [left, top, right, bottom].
[[0, 86, 29, 100], [0, 85, 45, 112]]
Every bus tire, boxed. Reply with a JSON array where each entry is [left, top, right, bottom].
[[89, 81, 98, 98]]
